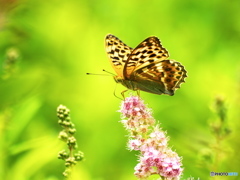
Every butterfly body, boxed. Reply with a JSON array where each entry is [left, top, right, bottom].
[[106, 34, 187, 96]]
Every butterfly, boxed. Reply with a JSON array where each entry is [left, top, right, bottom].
[[105, 34, 187, 96]]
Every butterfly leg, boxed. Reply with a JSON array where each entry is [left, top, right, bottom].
[[113, 82, 124, 100], [121, 89, 128, 99], [113, 91, 123, 100], [137, 90, 141, 97]]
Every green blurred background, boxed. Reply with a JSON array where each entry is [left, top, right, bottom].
[[0, 0, 240, 180]]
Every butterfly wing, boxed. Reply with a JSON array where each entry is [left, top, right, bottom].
[[124, 36, 169, 79], [132, 60, 187, 95], [105, 34, 133, 78], [105, 34, 187, 96]]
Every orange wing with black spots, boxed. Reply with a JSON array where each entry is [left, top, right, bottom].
[[105, 34, 132, 78], [105, 34, 187, 95]]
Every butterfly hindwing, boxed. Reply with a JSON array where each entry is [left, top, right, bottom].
[[132, 60, 187, 95]]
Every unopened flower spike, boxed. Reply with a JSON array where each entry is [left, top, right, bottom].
[[119, 95, 183, 180], [57, 104, 84, 178]]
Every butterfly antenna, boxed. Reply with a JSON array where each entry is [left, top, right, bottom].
[[102, 69, 116, 76], [86, 73, 112, 76]]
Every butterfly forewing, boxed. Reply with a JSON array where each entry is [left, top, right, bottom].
[[124, 36, 169, 79], [105, 34, 132, 78]]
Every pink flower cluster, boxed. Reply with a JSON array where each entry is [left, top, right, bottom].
[[119, 96, 183, 180]]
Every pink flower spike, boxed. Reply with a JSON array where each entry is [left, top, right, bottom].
[[119, 95, 183, 179], [119, 96, 152, 120], [128, 139, 142, 151]]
